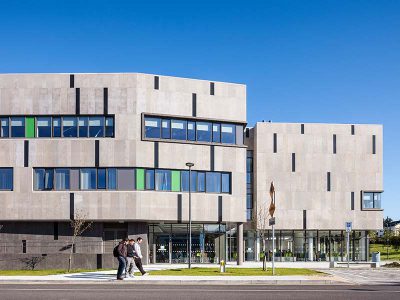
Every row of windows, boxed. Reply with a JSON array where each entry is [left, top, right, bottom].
[[0, 168, 13, 190], [33, 168, 231, 194], [144, 116, 244, 145], [246, 150, 253, 221], [0, 116, 114, 138]]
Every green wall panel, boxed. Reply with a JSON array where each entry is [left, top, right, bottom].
[[171, 170, 180, 192], [25, 117, 35, 138], [136, 168, 145, 190]]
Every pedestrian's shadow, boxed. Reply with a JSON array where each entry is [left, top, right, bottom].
[[64, 272, 116, 280]]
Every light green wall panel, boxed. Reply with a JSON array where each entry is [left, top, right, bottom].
[[136, 168, 145, 190], [25, 117, 35, 138], [171, 170, 180, 192]]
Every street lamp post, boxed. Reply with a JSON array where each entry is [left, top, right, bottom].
[[186, 162, 194, 269]]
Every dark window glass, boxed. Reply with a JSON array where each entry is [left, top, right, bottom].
[[197, 172, 205, 192], [10, 117, 25, 137], [196, 122, 211, 142], [246, 157, 253, 172], [54, 169, 70, 190], [212, 123, 221, 143], [206, 172, 221, 193], [62, 117, 78, 137], [53, 117, 61, 137], [1, 118, 9, 138], [161, 119, 171, 139], [181, 170, 197, 192], [221, 124, 235, 144], [144, 117, 161, 139], [80, 168, 97, 190], [105, 117, 114, 137], [155, 170, 171, 191], [98, 168, 106, 189], [171, 119, 187, 140], [36, 117, 52, 137], [145, 169, 155, 190], [78, 117, 89, 137], [33, 168, 53, 190], [107, 168, 117, 190], [0, 168, 13, 190], [221, 173, 230, 193], [89, 117, 104, 137], [187, 121, 196, 141], [246, 194, 253, 209]]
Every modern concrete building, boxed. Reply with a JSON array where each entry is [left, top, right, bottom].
[[0, 73, 383, 269]]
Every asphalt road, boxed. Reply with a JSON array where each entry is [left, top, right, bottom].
[[0, 284, 399, 300]]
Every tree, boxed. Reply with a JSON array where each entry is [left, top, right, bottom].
[[257, 198, 269, 271], [68, 210, 93, 272], [383, 217, 393, 228], [20, 256, 45, 270]]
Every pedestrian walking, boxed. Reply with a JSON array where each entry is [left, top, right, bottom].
[[114, 238, 128, 280], [125, 239, 136, 278], [134, 237, 148, 276]]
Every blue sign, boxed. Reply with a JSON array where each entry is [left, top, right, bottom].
[[345, 222, 352, 232]]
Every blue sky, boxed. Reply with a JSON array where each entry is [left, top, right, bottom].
[[0, 0, 399, 219]]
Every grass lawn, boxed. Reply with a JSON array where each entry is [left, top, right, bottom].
[[0, 269, 111, 276], [148, 267, 324, 276], [370, 244, 400, 261]]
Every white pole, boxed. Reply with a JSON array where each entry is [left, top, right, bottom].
[[272, 224, 275, 275], [347, 231, 350, 268]]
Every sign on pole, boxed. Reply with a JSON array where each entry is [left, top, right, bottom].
[[269, 217, 275, 226], [345, 222, 352, 233]]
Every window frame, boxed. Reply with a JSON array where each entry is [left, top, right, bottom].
[[0, 167, 13, 191], [361, 190, 383, 210]]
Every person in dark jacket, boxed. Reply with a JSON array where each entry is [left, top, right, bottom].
[[116, 238, 128, 280], [125, 239, 137, 278]]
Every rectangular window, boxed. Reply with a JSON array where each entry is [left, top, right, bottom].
[[351, 192, 354, 210], [333, 134, 337, 154], [187, 121, 196, 141], [53, 117, 61, 137], [33, 168, 53, 190], [171, 170, 181, 192], [0, 168, 13, 190], [301, 124, 304, 134], [25, 117, 35, 138], [155, 170, 171, 191], [273, 133, 277, 153], [117, 169, 135, 190], [89, 117, 104, 137], [351, 125, 355, 135], [97, 168, 106, 189], [144, 117, 161, 139], [292, 153, 296, 172], [36, 117, 52, 137], [210, 82, 215, 95], [78, 117, 89, 138], [171, 119, 186, 140], [107, 168, 117, 190], [0, 118, 9, 138], [221, 173, 230, 193], [181, 170, 197, 192], [80, 168, 97, 190], [327, 172, 331, 192], [154, 76, 159, 90], [197, 172, 205, 192], [212, 123, 221, 143], [196, 122, 212, 142], [206, 172, 221, 193], [246, 194, 253, 209], [362, 192, 381, 209], [145, 169, 155, 190], [105, 117, 114, 137], [54, 168, 70, 190], [11, 117, 25, 137], [62, 117, 78, 137], [161, 119, 171, 139], [221, 124, 235, 144], [372, 135, 376, 154], [136, 168, 145, 190]]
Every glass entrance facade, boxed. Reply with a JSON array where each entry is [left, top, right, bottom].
[[148, 223, 226, 264]]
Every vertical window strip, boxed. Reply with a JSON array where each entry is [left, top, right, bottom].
[[192, 93, 197, 117], [292, 153, 295, 172], [351, 125, 355, 135], [333, 134, 337, 154], [327, 172, 331, 192], [372, 135, 376, 154], [301, 124, 304, 134], [210, 82, 215, 95], [154, 76, 159, 90], [273, 133, 277, 153], [351, 192, 355, 210]]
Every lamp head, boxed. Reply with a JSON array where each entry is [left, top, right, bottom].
[[186, 162, 194, 168]]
